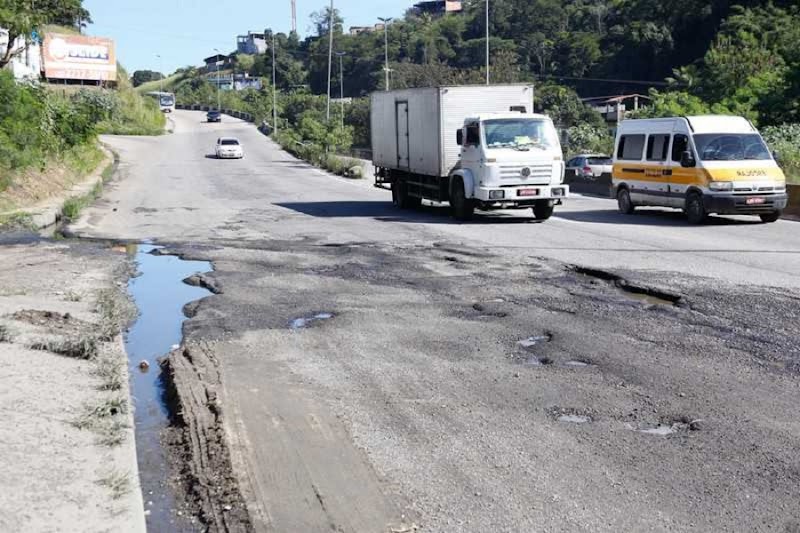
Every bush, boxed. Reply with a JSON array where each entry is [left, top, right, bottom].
[[761, 124, 800, 183], [564, 124, 614, 157]]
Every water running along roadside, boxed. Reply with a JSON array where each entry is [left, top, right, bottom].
[[125, 243, 213, 531]]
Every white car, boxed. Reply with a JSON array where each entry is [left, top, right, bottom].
[[566, 154, 613, 180], [216, 137, 244, 159]]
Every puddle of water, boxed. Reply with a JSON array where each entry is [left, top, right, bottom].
[[518, 335, 551, 348], [622, 291, 677, 306], [563, 360, 592, 368], [558, 414, 591, 424], [289, 312, 334, 330], [126, 244, 212, 531], [638, 425, 677, 436]]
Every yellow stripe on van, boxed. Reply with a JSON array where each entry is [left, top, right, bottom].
[[706, 167, 786, 182], [613, 164, 786, 185]]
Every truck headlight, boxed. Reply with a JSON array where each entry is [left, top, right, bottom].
[[709, 181, 733, 192], [489, 190, 505, 200]]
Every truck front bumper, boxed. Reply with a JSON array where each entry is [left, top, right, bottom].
[[474, 184, 569, 209]]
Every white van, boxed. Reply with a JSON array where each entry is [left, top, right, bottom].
[[612, 116, 788, 224]]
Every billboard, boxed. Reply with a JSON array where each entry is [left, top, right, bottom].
[[42, 33, 117, 81]]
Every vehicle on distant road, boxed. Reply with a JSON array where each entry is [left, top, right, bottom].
[[215, 137, 243, 159], [566, 154, 613, 180], [145, 91, 176, 113], [613, 116, 788, 224], [371, 85, 568, 221], [207, 110, 221, 123]]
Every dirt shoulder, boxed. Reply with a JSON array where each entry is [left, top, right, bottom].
[[0, 239, 145, 532]]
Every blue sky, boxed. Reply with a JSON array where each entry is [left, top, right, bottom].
[[83, 0, 407, 74]]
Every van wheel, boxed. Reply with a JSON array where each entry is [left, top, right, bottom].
[[617, 188, 635, 215], [685, 192, 707, 225], [450, 179, 474, 221], [759, 210, 782, 223], [533, 200, 554, 220]]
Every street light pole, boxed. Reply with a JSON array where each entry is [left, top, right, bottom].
[[326, 0, 334, 122], [213, 48, 221, 110], [335, 51, 346, 132], [156, 54, 163, 94], [272, 33, 278, 134], [378, 17, 393, 91], [486, 0, 490, 85]]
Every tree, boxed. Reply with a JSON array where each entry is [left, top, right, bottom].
[[131, 70, 163, 87], [0, 0, 88, 68]]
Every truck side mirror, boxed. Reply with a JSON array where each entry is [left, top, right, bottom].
[[680, 150, 696, 168], [456, 129, 463, 146]]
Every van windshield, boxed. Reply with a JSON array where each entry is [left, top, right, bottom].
[[484, 119, 559, 151], [694, 134, 772, 161]]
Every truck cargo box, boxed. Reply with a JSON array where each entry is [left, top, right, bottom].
[[370, 85, 534, 178]]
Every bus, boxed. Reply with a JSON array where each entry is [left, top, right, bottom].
[[146, 91, 176, 113]]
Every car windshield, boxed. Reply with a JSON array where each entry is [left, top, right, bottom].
[[693, 134, 772, 161], [588, 157, 612, 165], [208, 111, 219, 115], [484, 119, 559, 151], [220, 139, 239, 146], [160, 96, 174, 105]]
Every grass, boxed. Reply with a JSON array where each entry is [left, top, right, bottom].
[[29, 335, 99, 360], [0, 212, 35, 231], [95, 287, 136, 341], [134, 73, 184, 94], [59, 155, 115, 223], [96, 88, 166, 136], [73, 394, 130, 447], [92, 352, 126, 392], [97, 468, 132, 500]]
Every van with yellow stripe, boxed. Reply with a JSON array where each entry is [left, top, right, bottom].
[[612, 116, 788, 224]]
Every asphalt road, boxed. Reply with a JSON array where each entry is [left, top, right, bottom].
[[72, 111, 800, 532]]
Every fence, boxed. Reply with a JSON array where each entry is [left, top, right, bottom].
[[175, 103, 256, 123]]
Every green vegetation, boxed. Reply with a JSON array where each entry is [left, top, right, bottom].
[[60, 156, 115, 222]]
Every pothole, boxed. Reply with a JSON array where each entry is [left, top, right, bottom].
[[561, 359, 594, 368], [289, 312, 334, 330], [569, 265, 683, 307], [517, 334, 552, 348], [628, 417, 702, 436], [125, 244, 213, 530], [548, 407, 594, 424]]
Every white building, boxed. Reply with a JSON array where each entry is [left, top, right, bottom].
[[0, 28, 41, 80]]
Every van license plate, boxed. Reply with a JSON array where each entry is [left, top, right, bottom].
[[518, 188, 539, 197], [746, 197, 766, 205]]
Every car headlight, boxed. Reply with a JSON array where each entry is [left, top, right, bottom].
[[709, 181, 733, 192]]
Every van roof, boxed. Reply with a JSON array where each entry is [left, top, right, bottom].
[[618, 115, 757, 134]]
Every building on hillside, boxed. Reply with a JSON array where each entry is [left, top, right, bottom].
[[349, 23, 386, 35], [236, 32, 267, 55], [202, 53, 236, 74], [413, 0, 463, 16], [582, 94, 651, 125], [0, 28, 42, 80]]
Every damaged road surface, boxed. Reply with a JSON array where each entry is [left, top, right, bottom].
[[66, 111, 800, 532]]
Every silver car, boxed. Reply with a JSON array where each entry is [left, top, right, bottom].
[[565, 154, 613, 180]]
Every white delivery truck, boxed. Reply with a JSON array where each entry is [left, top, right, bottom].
[[371, 85, 568, 220]]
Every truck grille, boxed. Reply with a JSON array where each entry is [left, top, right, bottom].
[[499, 163, 552, 181]]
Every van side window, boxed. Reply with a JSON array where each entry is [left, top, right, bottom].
[[671, 134, 689, 162], [617, 134, 645, 160], [466, 123, 480, 146], [646, 134, 670, 161]]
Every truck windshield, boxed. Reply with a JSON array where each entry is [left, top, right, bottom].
[[484, 119, 558, 151], [160, 96, 174, 106], [694, 134, 772, 161]]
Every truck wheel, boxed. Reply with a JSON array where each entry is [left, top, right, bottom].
[[685, 192, 707, 225], [450, 179, 474, 221], [533, 200, 554, 220], [617, 188, 635, 215], [759, 210, 782, 223]]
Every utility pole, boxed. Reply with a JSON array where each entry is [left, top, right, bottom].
[[214, 48, 221, 110], [291, 0, 297, 34], [378, 17, 393, 91], [156, 54, 163, 94], [335, 51, 346, 132], [272, 33, 278, 135], [326, 0, 334, 122], [486, 0, 490, 85]]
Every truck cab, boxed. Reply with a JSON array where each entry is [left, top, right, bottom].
[[453, 113, 567, 220]]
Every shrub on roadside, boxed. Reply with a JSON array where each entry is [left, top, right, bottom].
[[761, 124, 800, 184]]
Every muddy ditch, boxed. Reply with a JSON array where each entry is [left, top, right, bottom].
[[124, 243, 249, 532], [568, 265, 685, 307]]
